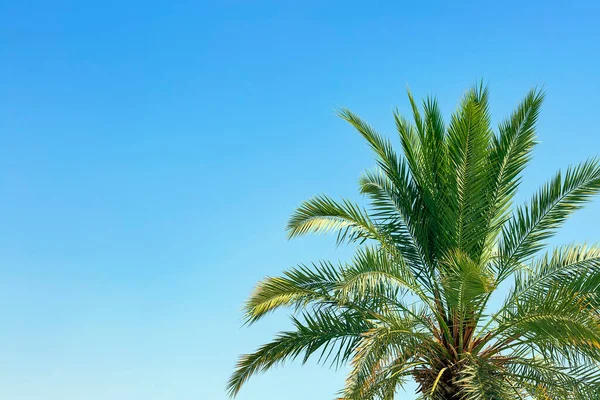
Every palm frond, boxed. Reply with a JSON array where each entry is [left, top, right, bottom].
[[243, 260, 341, 324], [443, 84, 495, 260], [227, 309, 370, 397], [489, 279, 600, 364], [485, 89, 544, 240], [287, 194, 381, 244], [359, 168, 428, 272], [498, 158, 600, 279]]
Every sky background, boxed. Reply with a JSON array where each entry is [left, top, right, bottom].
[[1, 1, 600, 399]]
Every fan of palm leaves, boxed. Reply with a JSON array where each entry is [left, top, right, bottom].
[[227, 84, 600, 399]]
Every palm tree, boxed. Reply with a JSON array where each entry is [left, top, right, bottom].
[[227, 84, 600, 399]]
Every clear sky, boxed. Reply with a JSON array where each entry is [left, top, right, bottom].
[[1, 1, 600, 399]]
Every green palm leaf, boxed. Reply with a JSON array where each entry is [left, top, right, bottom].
[[498, 158, 600, 279]]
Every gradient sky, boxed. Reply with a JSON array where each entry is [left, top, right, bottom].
[[1, 1, 600, 399]]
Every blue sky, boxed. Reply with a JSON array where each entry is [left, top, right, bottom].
[[1, 1, 600, 399]]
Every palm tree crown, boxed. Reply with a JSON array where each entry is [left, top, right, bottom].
[[228, 84, 600, 399]]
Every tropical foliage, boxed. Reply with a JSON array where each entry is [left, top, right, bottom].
[[227, 84, 600, 399]]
